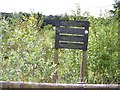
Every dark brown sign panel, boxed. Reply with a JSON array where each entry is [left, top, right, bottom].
[[55, 20, 89, 51]]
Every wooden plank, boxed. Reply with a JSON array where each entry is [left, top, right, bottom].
[[57, 27, 86, 35], [0, 81, 119, 89], [54, 20, 90, 27], [59, 42, 84, 49], [59, 35, 87, 42]]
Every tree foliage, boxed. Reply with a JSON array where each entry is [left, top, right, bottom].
[[110, 0, 120, 21]]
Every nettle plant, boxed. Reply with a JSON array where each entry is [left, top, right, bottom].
[[1, 13, 54, 82]]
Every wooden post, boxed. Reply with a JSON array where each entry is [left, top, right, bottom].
[[80, 51, 87, 83], [53, 48, 58, 83]]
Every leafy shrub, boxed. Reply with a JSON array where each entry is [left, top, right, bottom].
[[0, 12, 119, 84]]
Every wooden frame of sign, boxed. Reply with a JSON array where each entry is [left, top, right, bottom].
[[53, 20, 90, 83]]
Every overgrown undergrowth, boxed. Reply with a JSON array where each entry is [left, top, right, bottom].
[[0, 12, 119, 84]]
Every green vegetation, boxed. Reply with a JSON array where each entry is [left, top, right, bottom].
[[0, 5, 119, 84]]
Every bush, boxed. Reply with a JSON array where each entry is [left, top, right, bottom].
[[0, 13, 119, 84]]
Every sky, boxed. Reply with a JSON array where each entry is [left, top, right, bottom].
[[0, 0, 115, 17]]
